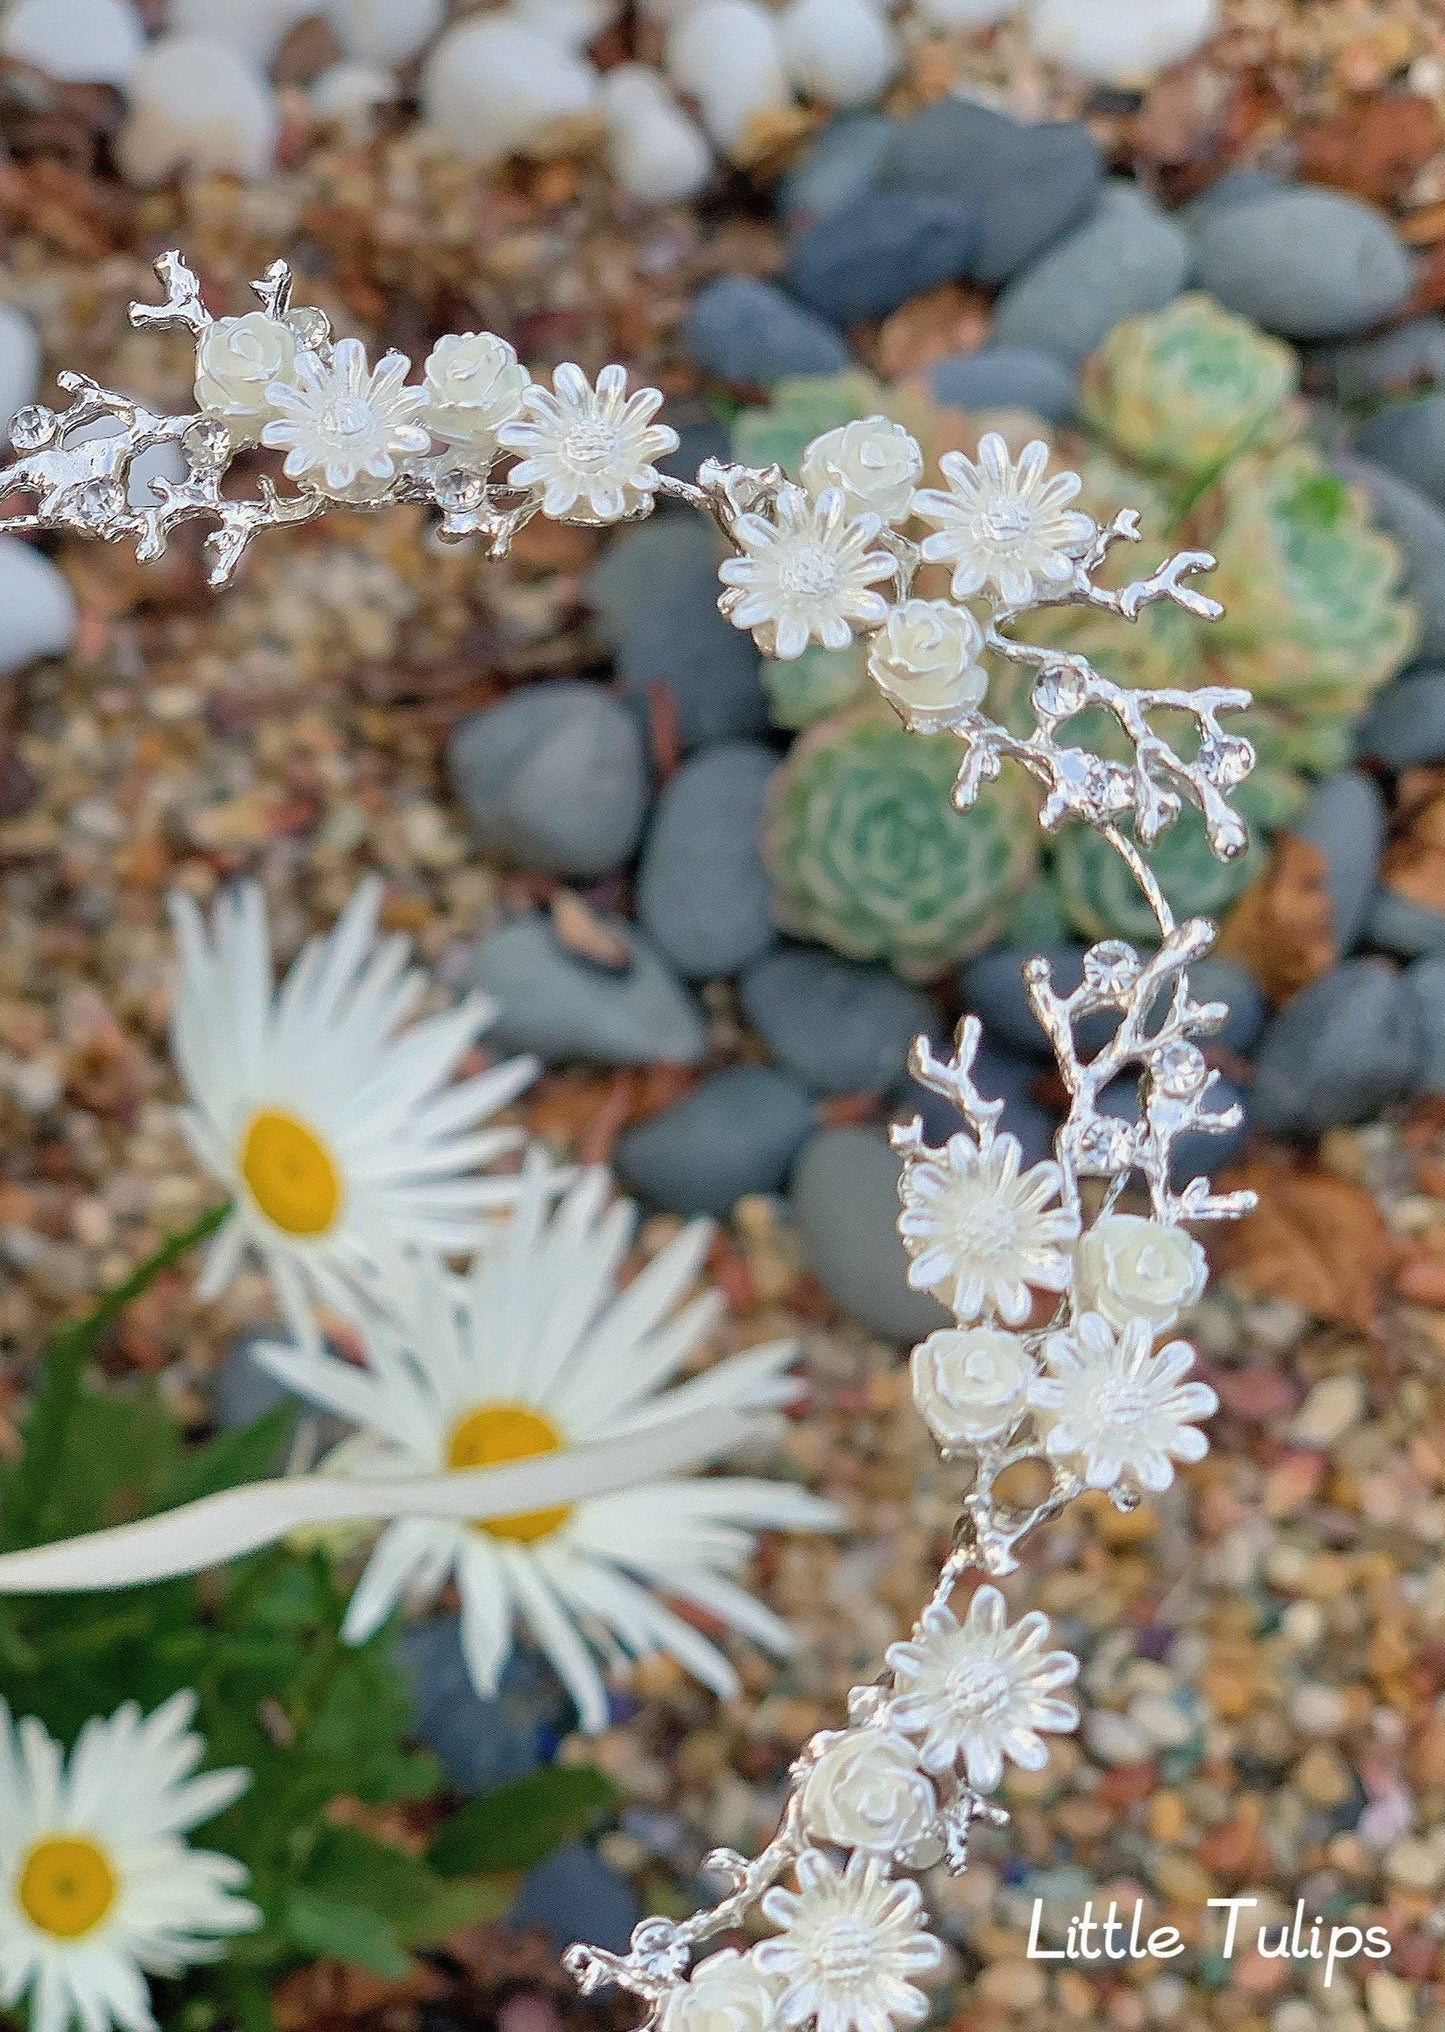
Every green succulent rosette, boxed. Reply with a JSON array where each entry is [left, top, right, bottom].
[[763, 704, 1040, 979], [761, 639, 871, 730], [732, 371, 886, 478], [1078, 293, 1302, 485]]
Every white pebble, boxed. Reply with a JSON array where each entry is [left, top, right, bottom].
[[0, 306, 40, 436], [602, 65, 712, 204], [1027, 0, 1220, 85], [166, 0, 312, 66], [0, 538, 77, 677], [117, 36, 279, 183], [666, 0, 791, 155], [323, 0, 444, 67], [1290, 1372, 1364, 1448], [777, 0, 896, 109], [1, 0, 146, 87], [509, 0, 621, 49], [914, 0, 1014, 23], [308, 58, 397, 130], [420, 16, 600, 168]]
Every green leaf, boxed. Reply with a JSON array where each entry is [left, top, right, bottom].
[[428, 1763, 618, 1877], [284, 1890, 412, 1979], [162, 1402, 296, 1509]]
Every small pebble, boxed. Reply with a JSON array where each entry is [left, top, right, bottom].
[[116, 35, 278, 184], [0, 305, 40, 437], [791, 1126, 950, 1341], [1333, 453, 1445, 664], [1291, 1373, 1364, 1447], [615, 1065, 814, 1217], [602, 64, 712, 205], [783, 192, 980, 328], [447, 682, 648, 880], [665, 0, 790, 157], [1179, 166, 1291, 225], [635, 741, 778, 980], [1189, 186, 1413, 340], [2, 0, 145, 84], [420, 16, 599, 169], [779, 112, 893, 227], [1316, 316, 1445, 402], [776, 0, 897, 111], [166, 0, 309, 62], [990, 182, 1192, 368], [1292, 769, 1387, 955], [1363, 886, 1445, 960], [739, 945, 934, 1095], [930, 346, 1076, 423], [1405, 953, 1445, 1094], [1357, 664, 1445, 768], [325, 0, 444, 65], [1085, 1707, 1151, 1766], [0, 537, 79, 678], [308, 60, 396, 131], [210, 1332, 294, 1432], [1250, 960, 1423, 1136], [1028, 0, 1220, 85], [512, 1842, 641, 1953], [465, 913, 707, 1066], [1355, 391, 1445, 515], [585, 517, 768, 750], [398, 1617, 569, 1793], [685, 275, 850, 386], [878, 98, 1103, 285]]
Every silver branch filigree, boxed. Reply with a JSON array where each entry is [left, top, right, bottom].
[[0, 254, 1256, 2032]]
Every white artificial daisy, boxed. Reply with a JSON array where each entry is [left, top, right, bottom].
[[717, 484, 895, 661], [1031, 1312, 1218, 1493], [0, 1693, 258, 2032], [260, 336, 431, 501], [913, 432, 1094, 607], [498, 362, 679, 524], [884, 1586, 1078, 1791], [254, 1164, 840, 1731], [897, 1132, 1081, 1325], [1074, 1213, 1208, 1333], [756, 1848, 940, 2032], [799, 417, 923, 527], [169, 878, 538, 1342]]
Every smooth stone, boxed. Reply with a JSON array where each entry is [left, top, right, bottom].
[[791, 1126, 950, 1341], [420, 17, 599, 170], [930, 345, 1076, 423], [512, 1843, 640, 1954], [1028, 0, 1220, 85], [447, 683, 648, 880], [1250, 960, 1423, 1135], [779, 112, 893, 227], [1355, 392, 1445, 514], [1364, 887, 1445, 959], [892, 1042, 1057, 1168], [657, 405, 732, 482], [465, 914, 707, 1067], [615, 1065, 814, 1217], [685, 275, 850, 386], [211, 1333, 293, 1432], [665, 0, 790, 157], [1316, 317, 1445, 402], [0, 304, 39, 437], [1357, 665, 1445, 768], [739, 946, 934, 1095], [776, 0, 898, 112], [1292, 769, 1387, 954], [0, 537, 78, 676], [878, 97, 1103, 286], [325, 0, 444, 65], [783, 192, 979, 327], [1190, 957, 1270, 1056], [636, 742, 777, 980], [1178, 167, 1292, 228], [166, 0, 310, 62], [1405, 955, 1445, 1095], [1331, 453, 1445, 664], [990, 181, 1192, 367], [116, 35, 278, 184], [398, 1618, 566, 1793], [585, 518, 768, 751], [2, 0, 145, 84], [602, 63, 712, 205], [1190, 187, 1413, 340]]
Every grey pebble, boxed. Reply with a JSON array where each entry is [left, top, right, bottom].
[[512, 1842, 640, 1954], [791, 1126, 950, 1342], [1331, 453, 1445, 664], [1354, 391, 1445, 514], [585, 518, 768, 752], [446, 682, 648, 880], [1292, 768, 1387, 954], [210, 1333, 294, 1432], [1189, 186, 1413, 339], [685, 274, 850, 386], [615, 1065, 815, 1218], [397, 1617, 566, 1793], [465, 913, 706, 1067], [1177, 167, 1292, 227], [1250, 960, 1423, 1135], [739, 945, 934, 1096], [964, 944, 1267, 1065], [1314, 316, 1445, 402], [783, 192, 979, 327], [1363, 887, 1445, 960], [990, 182, 1191, 368], [878, 98, 1102, 285], [636, 742, 778, 980], [1405, 954, 1445, 1095], [658, 403, 733, 482], [929, 346, 1076, 422], [1357, 664, 1445, 769], [779, 111, 893, 226]]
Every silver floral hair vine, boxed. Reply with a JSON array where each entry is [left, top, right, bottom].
[[0, 253, 1259, 2032]]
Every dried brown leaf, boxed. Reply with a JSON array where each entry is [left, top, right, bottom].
[[1210, 1155, 1397, 1334], [1215, 831, 1334, 1007]]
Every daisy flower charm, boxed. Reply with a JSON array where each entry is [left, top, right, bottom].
[[1031, 1312, 1218, 1493], [897, 1131, 1080, 1325], [260, 337, 431, 502], [499, 362, 679, 524], [717, 485, 895, 660], [913, 433, 1094, 607], [168, 879, 538, 1343], [757, 1849, 941, 2032], [253, 1165, 839, 1730], [0, 1693, 258, 2032]]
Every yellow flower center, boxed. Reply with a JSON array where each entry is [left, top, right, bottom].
[[240, 1110, 342, 1236], [446, 1402, 571, 1543], [18, 1835, 117, 1940]]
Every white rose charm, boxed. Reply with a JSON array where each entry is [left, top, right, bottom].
[[911, 1325, 1034, 1448], [800, 1727, 937, 1858], [1075, 1213, 1207, 1331], [193, 311, 298, 445]]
